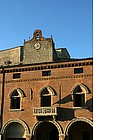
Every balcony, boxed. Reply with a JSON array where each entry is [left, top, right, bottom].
[[33, 106, 57, 116]]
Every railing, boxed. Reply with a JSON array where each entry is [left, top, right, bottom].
[[33, 106, 57, 116]]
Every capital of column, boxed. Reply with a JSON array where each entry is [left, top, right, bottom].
[[26, 134, 32, 140], [59, 134, 65, 140]]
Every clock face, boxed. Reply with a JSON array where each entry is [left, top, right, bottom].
[[34, 43, 41, 50]]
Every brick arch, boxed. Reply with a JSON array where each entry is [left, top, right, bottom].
[[64, 117, 93, 136], [32, 120, 63, 136], [1, 118, 30, 135]]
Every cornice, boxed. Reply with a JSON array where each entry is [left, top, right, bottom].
[[0, 61, 93, 74]]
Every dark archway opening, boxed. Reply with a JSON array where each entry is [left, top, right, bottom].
[[49, 128, 59, 140], [36, 122, 59, 140], [83, 131, 90, 140], [5, 122, 26, 140], [68, 121, 93, 140]]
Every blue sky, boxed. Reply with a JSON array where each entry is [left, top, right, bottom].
[[0, 0, 92, 58]]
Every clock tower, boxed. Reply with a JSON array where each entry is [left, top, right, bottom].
[[23, 30, 58, 64]]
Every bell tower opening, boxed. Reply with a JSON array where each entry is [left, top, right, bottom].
[[33, 29, 42, 40]]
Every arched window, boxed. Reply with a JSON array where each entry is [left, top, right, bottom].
[[39, 86, 56, 107], [9, 88, 25, 110], [71, 84, 90, 108]]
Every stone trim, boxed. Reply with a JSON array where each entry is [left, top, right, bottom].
[[39, 86, 57, 96], [64, 117, 93, 136], [32, 120, 63, 136], [9, 88, 26, 98], [1, 118, 30, 135], [71, 83, 91, 94], [1, 74, 92, 84]]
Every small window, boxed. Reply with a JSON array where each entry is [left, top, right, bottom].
[[74, 68, 83, 74], [42, 71, 51, 76], [13, 73, 21, 79]]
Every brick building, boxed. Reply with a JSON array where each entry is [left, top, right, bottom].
[[0, 30, 93, 140]]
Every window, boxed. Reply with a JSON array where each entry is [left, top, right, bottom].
[[9, 88, 25, 110], [10, 90, 20, 109], [73, 85, 84, 107], [13, 73, 21, 79], [74, 68, 83, 74], [71, 84, 90, 108], [40, 88, 51, 107], [39, 86, 56, 107], [73, 86, 85, 107], [74, 94, 85, 107], [41, 96, 51, 107], [42, 71, 51, 76]]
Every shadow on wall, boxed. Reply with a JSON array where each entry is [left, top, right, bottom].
[[86, 98, 93, 112], [55, 94, 72, 105], [53, 94, 93, 120], [57, 107, 75, 121]]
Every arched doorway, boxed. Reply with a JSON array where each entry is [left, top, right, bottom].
[[65, 118, 93, 140], [35, 121, 59, 140], [1, 119, 30, 140], [4, 122, 26, 140]]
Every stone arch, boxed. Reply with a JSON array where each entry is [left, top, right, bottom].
[[9, 88, 26, 98], [39, 86, 57, 96], [1, 118, 30, 136], [71, 83, 91, 95], [64, 117, 93, 136], [32, 120, 63, 136]]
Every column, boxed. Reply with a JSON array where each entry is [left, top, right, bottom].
[[59, 134, 65, 140], [26, 134, 32, 140]]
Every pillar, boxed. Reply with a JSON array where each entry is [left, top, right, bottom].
[[26, 134, 32, 140], [59, 134, 65, 140]]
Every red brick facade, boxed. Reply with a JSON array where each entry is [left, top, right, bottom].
[[0, 30, 93, 140]]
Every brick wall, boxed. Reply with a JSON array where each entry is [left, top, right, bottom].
[[0, 58, 93, 133]]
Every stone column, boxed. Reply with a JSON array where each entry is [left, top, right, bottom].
[[59, 134, 65, 140], [0, 134, 2, 140], [26, 134, 32, 140]]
